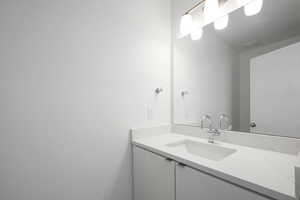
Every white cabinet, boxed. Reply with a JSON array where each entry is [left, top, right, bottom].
[[176, 164, 271, 200], [133, 146, 175, 200], [133, 146, 272, 200]]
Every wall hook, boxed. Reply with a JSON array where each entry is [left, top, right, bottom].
[[155, 88, 163, 95], [181, 91, 189, 97]]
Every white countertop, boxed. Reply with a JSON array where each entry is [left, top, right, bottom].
[[132, 132, 300, 200]]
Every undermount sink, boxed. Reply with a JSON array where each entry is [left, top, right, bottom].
[[166, 140, 236, 161]]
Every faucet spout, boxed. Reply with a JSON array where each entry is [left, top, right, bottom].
[[207, 128, 221, 143]]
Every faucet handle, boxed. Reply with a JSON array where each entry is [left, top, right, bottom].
[[201, 115, 212, 129], [219, 114, 232, 130]]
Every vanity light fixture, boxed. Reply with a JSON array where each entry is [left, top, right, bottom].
[[191, 27, 203, 40], [244, 0, 263, 16], [180, 14, 193, 35], [204, 0, 219, 24], [180, 0, 205, 36], [180, 0, 263, 40], [205, 0, 230, 30], [214, 14, 229, 30]]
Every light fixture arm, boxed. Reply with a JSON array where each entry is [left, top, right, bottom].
[[183, 0, 229, 15], [184, 0, 206, 15]]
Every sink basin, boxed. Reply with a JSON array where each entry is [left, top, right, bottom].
[[166, 140, 236, 161]]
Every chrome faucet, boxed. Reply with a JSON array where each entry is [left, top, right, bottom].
[[219, 114, 232, 131], [208, 128, 221, 143], [201, 115, 221, 143]]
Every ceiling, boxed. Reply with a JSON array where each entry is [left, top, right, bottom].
[[211, 0, 300, 51]]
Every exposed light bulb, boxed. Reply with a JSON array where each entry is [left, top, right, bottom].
[[180, 14, 193, 35], [191, 27, 203, 40], [244, 0, 263, 16], [214, 14, 229, 30]]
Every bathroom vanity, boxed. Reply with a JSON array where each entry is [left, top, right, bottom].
[[132, 0, 300, 200], [131, 126, 300, 200]]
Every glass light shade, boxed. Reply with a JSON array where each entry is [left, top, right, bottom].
[[191, 27, 203, 40], [204, 0, 219, 24], [214, 14, 229, 30], [244, 0, 263, 16], [180, 14, 193, 35]]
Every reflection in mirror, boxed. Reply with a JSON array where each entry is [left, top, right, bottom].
[[173, 0, 300, 138]]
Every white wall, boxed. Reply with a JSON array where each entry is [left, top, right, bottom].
[[0, 1, 171, 200], [239, 35, 300, 132]]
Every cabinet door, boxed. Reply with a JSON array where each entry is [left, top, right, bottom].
[[176, 165, 271, 200], [133, 146, 175, 200]]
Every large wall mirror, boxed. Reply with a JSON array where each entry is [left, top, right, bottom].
[[172, 0, 300, 138]]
